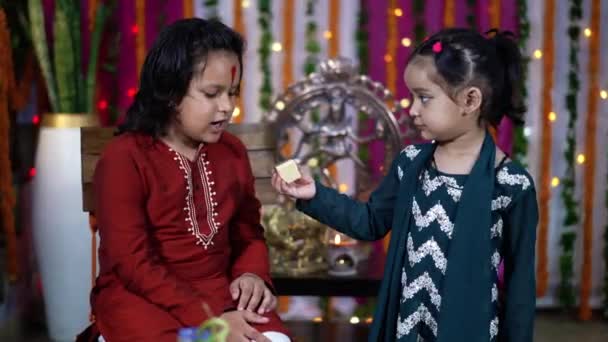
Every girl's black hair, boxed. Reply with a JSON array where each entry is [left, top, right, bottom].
[[117, 18, 245, 136], [409, 28, 526, 126]]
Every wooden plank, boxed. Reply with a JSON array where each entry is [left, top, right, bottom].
[[82, 182, 94, 212], [81, 127, 114, 155], [255, 178, 279, 205], [227, 123, 277, 150], [81, 124, 275, 154], [248, 149, 276, 178], [81, 154, 100, 184]]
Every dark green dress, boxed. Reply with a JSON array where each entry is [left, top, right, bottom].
[[297, 134, 538, 342]]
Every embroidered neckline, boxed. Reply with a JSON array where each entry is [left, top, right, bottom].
[[169, 147, 220, 249]]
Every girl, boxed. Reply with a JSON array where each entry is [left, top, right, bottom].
[[81, 19, 290, 342], [272, 28, 538, 342]]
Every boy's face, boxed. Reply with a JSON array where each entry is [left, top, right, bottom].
[[173, 50, 240, 145], [404, 56, 478, 141]]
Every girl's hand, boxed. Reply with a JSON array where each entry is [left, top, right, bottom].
[[271, 165, 316, 200]]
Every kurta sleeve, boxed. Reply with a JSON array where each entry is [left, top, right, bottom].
[[229, 146, 273, 287], [94, 144, 211, 326], [295, 154, 404, 241], [501, 186, 538, 342]]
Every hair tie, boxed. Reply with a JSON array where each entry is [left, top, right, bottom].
[[432, 41, 443, 53]]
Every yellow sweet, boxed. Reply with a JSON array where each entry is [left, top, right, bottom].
[[275, 159, 302, 183]]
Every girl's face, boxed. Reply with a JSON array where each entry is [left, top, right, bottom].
[[404, 56, 479, 141], [170, 50, 240, 146]]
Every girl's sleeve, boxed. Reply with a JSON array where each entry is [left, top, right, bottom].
[[501, 186, 538, 342], [296, 155, 404, 241], [94, 145, 215, 326]]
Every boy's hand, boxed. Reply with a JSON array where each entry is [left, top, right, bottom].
[[230, 273, 276, 314], [220, 310, 270, 342]]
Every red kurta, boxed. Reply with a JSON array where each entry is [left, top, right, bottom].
[[89, 132, 288, 341]]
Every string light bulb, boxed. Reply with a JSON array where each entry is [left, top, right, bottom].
[[548, 111, 557, 122], [271, 42, 283, 52], [339, 183, 349, 193], [584, 28, 592, 37], [384, 54, 393, 63], [600, 90, 607, 99], [394, 8, 403, 17], [577, 154, 586, 164], [534, 49, 543, 59], [401, 38, 412, 47], [275, 101, 285, 110], [127, 87, 137, 97], [324, 30, 333, 40], [241, 0, 250, 8], [551, 177, 560, 187], [350, 316, 360, 324], [232, 107, 241, 118], [400, 98, 411, 108]]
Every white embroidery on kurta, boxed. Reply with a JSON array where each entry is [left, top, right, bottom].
[[491, 196, 511, 211], [400, 272, 442, 310], [197, 153, 220, 247], [490, 317, 499, 339], [407, 233, 447, 274], [497, 167, 530, 190], [396, 304, 438, 338], [491, 217, 503, 239], [412, 199, 454, 239], [421, 170, 462, 202], [398, 165, 404, 181], [492, 283, 498, 302], [402, 145, 421, 160], [172, 150, 219, 249]]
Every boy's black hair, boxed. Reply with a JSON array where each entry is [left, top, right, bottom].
[[118, 18, 245, 136], [409, 28, 526, 126]]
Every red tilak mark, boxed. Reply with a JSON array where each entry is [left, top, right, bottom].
[[230, 65, 237, 84]]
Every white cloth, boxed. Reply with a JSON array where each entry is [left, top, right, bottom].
[[99, 331, 291, 342], [257, 331, 291, 342]]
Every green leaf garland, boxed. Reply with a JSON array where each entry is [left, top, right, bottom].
[[512, 0, 530, 165], [558, 0, 582, 310], [257, 0, 273, 113]]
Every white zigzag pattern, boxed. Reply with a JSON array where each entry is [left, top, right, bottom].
[[412, 199, 454, 239], [491, 196, 511, 211], [407, 234, 448, 274], [402, 145, 421, 160], [401, 272, 442, 310], [491, 218, 503, 239], [396, 304, 438, 338], [497, 167, 531, 190], [421, 170, 462, 202], [490, 317, 499, 339]]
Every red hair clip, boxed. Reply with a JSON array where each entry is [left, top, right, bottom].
[[432, 41, 443, 53]]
